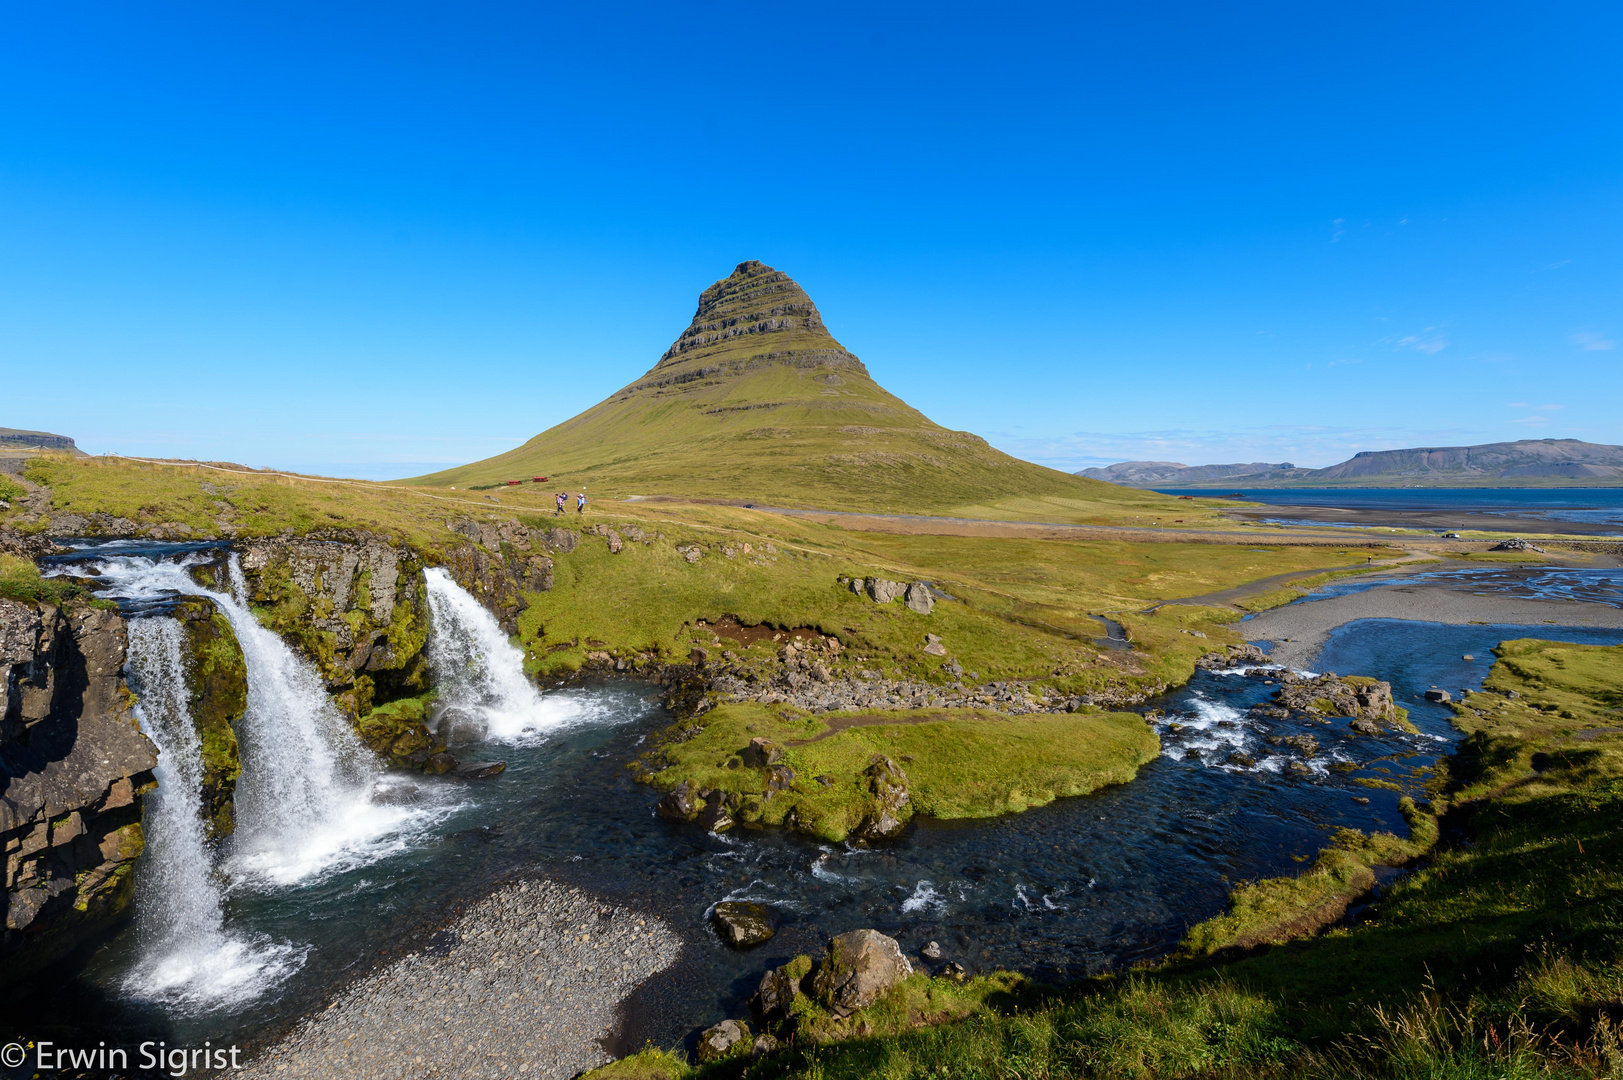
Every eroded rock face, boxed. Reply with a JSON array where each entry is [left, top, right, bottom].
[[810, 929, 913, 1017], [232, 537, 449, 769], [2, 598, 157, 980]]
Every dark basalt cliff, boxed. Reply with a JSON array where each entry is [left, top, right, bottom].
[[1, 598, 156, 977]]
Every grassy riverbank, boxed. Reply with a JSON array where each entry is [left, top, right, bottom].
[[593, 639, 1623, 1079], [637, 703, 1160, 841]]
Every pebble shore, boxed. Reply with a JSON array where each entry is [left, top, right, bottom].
[[240, 880, 682, 1080]]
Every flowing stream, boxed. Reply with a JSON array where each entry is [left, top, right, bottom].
[[19, 546, 1623, 1062]]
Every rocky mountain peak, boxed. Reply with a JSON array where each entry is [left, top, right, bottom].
[[651, 260, 865, 375]]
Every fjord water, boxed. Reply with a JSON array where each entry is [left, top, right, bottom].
[[1166, 487, 1623, 530], [26, 547, 1623, 1061]]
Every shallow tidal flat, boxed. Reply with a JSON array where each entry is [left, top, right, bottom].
[[240, 880, 681, 1080], [1247, 565, 1623, 666]]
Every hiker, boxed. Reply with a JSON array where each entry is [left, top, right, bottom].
[[576, 492, 587, 514], [554, 491, 566, 516]]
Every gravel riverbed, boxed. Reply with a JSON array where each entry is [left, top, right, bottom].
[[1246, 581, 1623, 667], [239, 880, 682, 1080]]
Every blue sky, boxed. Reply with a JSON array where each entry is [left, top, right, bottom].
[[3, 1, 1619, 479]]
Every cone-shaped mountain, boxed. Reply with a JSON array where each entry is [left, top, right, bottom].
[[411, 261, 1131, 513]]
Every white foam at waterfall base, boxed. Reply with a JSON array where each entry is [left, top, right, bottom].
[[72, 553, 454, 891], [123, 618, 305, 1014], [423, 567, 603, 743]]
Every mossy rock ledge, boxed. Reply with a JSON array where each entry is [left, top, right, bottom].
[[172, 596, 245, 837]]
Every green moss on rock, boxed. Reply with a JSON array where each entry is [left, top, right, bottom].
[[173, 597, 246, 837]]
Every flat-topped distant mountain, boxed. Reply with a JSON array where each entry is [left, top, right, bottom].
[[1084, 439, 1623, 488], [1078, 461, 1298, 486], [0, 428, 85, 456], [411, 261, 1141, 513]]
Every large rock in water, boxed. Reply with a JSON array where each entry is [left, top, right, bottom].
[[810, 929, 914, 1017], [711, 901, 775, 948]]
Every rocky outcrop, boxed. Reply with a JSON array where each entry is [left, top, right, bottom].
[[173, 597, 245, 837], [843, 576, 936, 614], [229, 537, 445, 769], [2, 598, 156, 979], [856, 756, 910, 839], [750, 955, 813, 1025], [809, 929, 914, 1017], [441, 519, 569, 633], [1197, 643, 1272, 670], [1269, 673, 1398, 724], [696, 1018, 752, 1063]]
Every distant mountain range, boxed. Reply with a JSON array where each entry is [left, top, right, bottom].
[[1079, 439, 1623, 488]]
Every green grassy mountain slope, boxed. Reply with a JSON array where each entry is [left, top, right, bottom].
[[409, 261, 1143, 514]]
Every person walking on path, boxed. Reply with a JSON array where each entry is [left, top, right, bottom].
[[576, 492, 587, 514], [555, 492, 566, 516]]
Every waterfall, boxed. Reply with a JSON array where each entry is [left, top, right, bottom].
[[51, 549, 453, 1010], [423, 567, 598, 742], [123, 618, 303, 1012]]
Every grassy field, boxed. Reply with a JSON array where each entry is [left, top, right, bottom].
[[6, 454, 1403, 700], [636, 703, 1161, 841], [590, 639, 1623, 1079]]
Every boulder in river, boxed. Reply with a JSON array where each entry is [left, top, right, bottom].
[[696, 1018, 751, 1063], [655, 779, 698, 820], [810, 929, 915, 1017], [1424, 689, 1452, 703], [711, 901, 775, 948]]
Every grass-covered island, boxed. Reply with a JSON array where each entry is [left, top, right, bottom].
[[591, 639, 1623, 1079]]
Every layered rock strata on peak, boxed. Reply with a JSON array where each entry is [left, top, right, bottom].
[[407, 260, 1131, 512]]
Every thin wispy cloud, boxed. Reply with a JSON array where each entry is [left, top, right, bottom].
[[1391, 330, 1448, 355], [1570, 331, 1615, 352]]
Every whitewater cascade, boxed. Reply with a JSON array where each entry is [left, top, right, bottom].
[[57, 549, 449, 1010], [423, 567, 595, 742], [122, 618, 303, 1011]]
